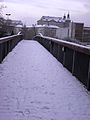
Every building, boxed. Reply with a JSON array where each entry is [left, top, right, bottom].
[[69, 22, 84, 41], [83, 27, 90, 43], [56, 27, 70, 39], [37, 13, 71, 27], [37, 14, 71, 38], [0, 17, 23, 37], [14, 25, 23, 34], [37, 14, 84, 42], [36, 25, 59, 38]]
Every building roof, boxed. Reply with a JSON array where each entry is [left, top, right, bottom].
[[41, 16, 62, 22], [16, 25, 23, 27], [35, 24, 59, 28], [84, 27, 90, 31]]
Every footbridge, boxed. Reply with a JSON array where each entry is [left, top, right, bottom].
[[0, 35, 90, 120]]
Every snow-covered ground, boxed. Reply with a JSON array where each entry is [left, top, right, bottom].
[[0, 40, 90, 120]]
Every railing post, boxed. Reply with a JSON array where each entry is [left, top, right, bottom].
[[8, 41, 10, 54], [62, 47, 66, 66], [0, 44, 3, 63], [57, 44, 60, 60], [72, 50, 76, 75], [87, 59, 90, 91], [50, 41, 53, 54], [4, 42, 7, 57], [49, 41, 51, 52]]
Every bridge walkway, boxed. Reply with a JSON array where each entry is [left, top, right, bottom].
[[0, 40, 90, 120]]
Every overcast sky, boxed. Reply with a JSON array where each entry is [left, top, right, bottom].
[[0, 0, 90, 26]]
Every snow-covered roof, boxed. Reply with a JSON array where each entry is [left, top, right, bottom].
[[26, 25, 32, 28], [35, 25, 44, 27], [41, 16, 62, 22], [16, 25, 23, 27], [35, 24, 59, 28], [46, 25, 59, 28]]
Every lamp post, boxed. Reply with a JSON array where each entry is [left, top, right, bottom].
[[6, 13, 11, 19], [32, 24, 36, 36], [5, 13, 12, 36]]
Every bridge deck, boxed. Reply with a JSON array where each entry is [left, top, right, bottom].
[[0, 40, 90, 120]]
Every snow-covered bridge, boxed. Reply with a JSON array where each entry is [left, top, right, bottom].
[[0, 39, 90, 120]]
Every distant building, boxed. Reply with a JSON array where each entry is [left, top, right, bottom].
[[14, 25, 23, 34], [37, 14, 71, 38], [37, 13, 71, 27], [83, 27, 90, 43], [56, 27, 70, 39], [36, 25, 59, 38], [37, 14, 84, 42], [0, 17, 23, 37], [69, 22, 84, 41]]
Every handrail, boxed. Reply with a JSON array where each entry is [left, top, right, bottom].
[[34, 35, 90, 55], [0, 34, 23, 63], [34, 35, 90, 91], [0, 34, 23, 43]]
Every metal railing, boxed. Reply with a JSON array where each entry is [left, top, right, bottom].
[[34, 35, 90, 91], [0, 34, 23, 63]]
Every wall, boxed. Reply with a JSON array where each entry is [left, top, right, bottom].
[[56, 27, 69, 39], [37, 26, 57, 38], [70, 22, 84, 41]]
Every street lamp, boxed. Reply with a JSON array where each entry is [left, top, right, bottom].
[[32, 24, 36, 36], [6, 13, 11, 19]]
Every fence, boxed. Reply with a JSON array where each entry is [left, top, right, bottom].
[[34, 35, 90, 91], [0, 34, 23, 63]]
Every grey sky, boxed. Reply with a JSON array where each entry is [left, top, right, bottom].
[[1, 0, 90, 26]]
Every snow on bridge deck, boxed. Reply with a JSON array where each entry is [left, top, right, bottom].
[[0, 40, 90, 120]]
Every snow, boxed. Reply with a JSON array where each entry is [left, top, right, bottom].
[[0, 40, 90, 120], [16, 25, 23, 28], [46, 25, 59, 29], [86, 45, 90, 48], [41, 16, 62, 22], [35, 25, 59, 29], [26, 24, 59, 29]]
